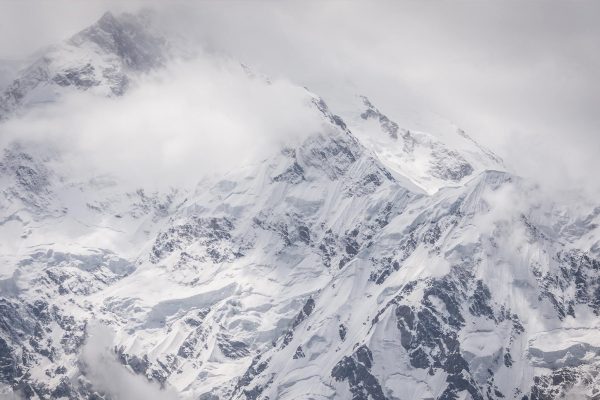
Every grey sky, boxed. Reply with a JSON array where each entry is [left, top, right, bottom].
[[1, 1, 599, 196]]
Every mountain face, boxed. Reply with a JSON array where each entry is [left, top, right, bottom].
[[1, 11, 600, 400], [0, 11, 167, 120]]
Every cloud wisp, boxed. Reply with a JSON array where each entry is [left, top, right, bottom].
[[0, 55, 322, 189], [80, 322, 180, 400]]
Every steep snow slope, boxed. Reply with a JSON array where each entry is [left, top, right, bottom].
[[230, 171, 600, 400], [0, 59, 26, 90], [1, 11, 600, 400], [334, 95, 504, 195]]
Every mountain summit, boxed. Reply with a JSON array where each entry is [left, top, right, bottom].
[[0, 11, 167, 120]]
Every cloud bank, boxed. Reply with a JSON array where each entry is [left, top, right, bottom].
[[0, 56, 322, 189], [0, 1, 598, 196]]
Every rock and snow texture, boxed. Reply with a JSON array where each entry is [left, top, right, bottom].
[[332, 95, 504, 195], [0, 11, 168, 120], [1, 11, 600, 400]]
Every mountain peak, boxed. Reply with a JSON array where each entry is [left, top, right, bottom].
[[97, 10, 118, 26], [0, 10, 169, 119], [70, 10, 167, 72]]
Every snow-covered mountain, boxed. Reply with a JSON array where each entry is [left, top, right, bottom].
[[1, 11, 599, 400]]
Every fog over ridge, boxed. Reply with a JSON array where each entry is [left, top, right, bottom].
[[1, 1, 598, 197], [0, 55, 323, 189]]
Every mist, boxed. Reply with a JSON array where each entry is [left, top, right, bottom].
[[0, 55, 322, 189], [79, 322, 180, 400], [0, 322, 180, 400], [1, 1, 598, 197]]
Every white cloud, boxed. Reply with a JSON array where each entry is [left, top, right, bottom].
[[0, 55, 323, 189], [151, 1, 600, 197], [0, 1, 598, 197], [80, 321, 180, 400]]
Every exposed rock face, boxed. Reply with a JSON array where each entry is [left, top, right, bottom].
[[70, 11, 166, 72], [360, 96, 399, 139], [332, 345, 387, 400]]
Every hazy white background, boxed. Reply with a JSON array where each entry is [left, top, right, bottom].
[[0, 0, 598, 195]]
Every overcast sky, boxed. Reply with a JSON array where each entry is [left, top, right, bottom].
[[0, 1, 598, 196]]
